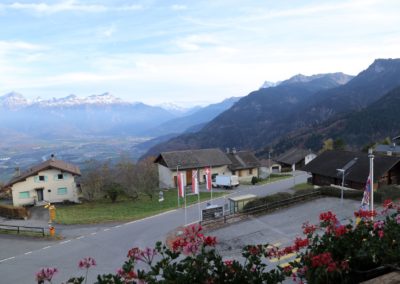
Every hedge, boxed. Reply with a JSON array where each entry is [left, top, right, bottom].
[[0, 204, 29, 219]]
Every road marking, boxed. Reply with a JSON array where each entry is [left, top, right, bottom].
[[42, 246, 52, 250], [0, 257, 15, 263], [90, 232, 97, 235], [185, 221, 200, 227], [24, 251, 32, 255], [103, 228, 110, 231], [76, 236, 84, 240], [123, 209, 178, 226], [269, 252, 296, 263], [267, 242, 281, 248], [114, 225, 121, 228], [60, 240, 71, 244]]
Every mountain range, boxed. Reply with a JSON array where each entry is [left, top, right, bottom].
[[143, 58, 400, 158], [0, 92, 239, 143]]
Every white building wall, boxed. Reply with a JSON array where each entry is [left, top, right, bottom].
[[305, 153, 317, 165], [158, 164, 174, 189], [11, 169, 79, 206]]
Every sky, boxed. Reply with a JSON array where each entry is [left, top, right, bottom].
[[0, 0, 400, 106]]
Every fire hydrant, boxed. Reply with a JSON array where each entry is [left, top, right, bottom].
[[49, 226, 55, 237]]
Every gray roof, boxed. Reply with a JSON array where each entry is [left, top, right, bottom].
[[303, 150, 400, 183], [5, 159, 81, 187], [154, 148, 232, 170], [276, 148, 314, 166], [375, 144, 400, 153], [226, 151, 261, 170]]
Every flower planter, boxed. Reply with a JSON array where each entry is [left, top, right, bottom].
[[352, 266, 393, 282]]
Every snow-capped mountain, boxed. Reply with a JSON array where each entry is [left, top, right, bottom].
[[0, 92, 29, 109], [0, 92, 133, 109], [260, 81, 280, 89]]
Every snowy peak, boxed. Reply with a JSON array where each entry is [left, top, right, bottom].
[[0, 92, 29, 109], [260, 81, 280, 89], [280, 72, 353, 86]]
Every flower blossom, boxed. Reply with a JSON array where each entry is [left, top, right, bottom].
[[78, 257, 96, 269], [171, 224, 217, 255], [35, 267, 58, 282]]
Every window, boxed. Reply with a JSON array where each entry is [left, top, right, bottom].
[[249, 169, 253, 175], [57, 187, 68, 195], [19, 191, 30, 198], [39, 175, 45, 181], [57, 174, 63, 180]]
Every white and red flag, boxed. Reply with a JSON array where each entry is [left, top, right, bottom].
[[205, 167, 212, 191], [177, 172, 185, 198], [361, 175, 371, 207], [192, 170, 199, 194]]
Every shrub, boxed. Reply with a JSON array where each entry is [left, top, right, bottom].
[[293, 188, 318, 196], [319, 186, 363, 200], [251, 176, 259, 185], [0, 204, 29, 219], [243, 192, 293, 210], [378, 185, 400, 202]]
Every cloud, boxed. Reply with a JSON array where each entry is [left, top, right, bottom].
[[0, 40, 45, 52], [171, 4, 187, 11], [3, 0, 142, 14], [174, 34, 222, 51]]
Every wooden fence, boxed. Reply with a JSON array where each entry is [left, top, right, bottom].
[[0, 224, 45, 236]]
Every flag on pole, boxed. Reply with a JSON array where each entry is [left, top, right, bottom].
[[361, 175, 371, 207], [192, 170, 199, 194], [205, 167, 212, 191], [177, 172, 185, 198]]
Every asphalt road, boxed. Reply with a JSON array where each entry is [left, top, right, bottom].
[[0, 173, 308, 283]]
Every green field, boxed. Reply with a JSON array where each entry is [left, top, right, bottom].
[[55, 189, 227, 224]]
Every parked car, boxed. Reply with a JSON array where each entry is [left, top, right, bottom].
[[212, 175, 239, 189]]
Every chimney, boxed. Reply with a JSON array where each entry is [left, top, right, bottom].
[[14, 167, 20, 177], [232, 147, 237, 154], [50, 154, 55, 161], [226, 148, 230, 154]]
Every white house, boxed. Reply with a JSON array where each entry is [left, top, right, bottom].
[[5, 157, 81, 206]]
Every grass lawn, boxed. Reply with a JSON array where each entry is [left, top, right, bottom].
[[248, 174, 292, 185], [55, 190, 227, 224], [292, 183, 314, 191]]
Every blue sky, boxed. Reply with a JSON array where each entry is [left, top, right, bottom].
[[0, 0, 399, 106]]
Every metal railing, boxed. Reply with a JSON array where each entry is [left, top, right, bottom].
[[0, 224, 45, 236], [201, 190, 321, 226]]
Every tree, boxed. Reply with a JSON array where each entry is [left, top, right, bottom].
[[132, 157, 158, 200], [333, 138, 346, 150], [115, 158, 139, 201], [103, 182, 123, 203], [321, 138, 333, 152], [80, 159, 113, 201]]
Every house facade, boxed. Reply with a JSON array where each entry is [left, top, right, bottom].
[[5, 157, 81, 206], [259, 159, 282, 178], [276, 148, 317, 171], [154, 148, 233, 189], [225, 149, 261, 182], [303, 150, 400, 190]]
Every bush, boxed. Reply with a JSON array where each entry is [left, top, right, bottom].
[[293, 188, 318, 196], [243, 192, 293, 210], [319, 186, 363, 200], [251, 176, 258, 185], [378, 185, 400, 202], [0, 204, 29, 219]]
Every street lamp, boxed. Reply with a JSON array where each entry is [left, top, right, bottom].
[[336, 157, 358, 204], [336, 169, 345, 204]]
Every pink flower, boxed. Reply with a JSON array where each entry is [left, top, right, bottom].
[[35, 267, 58, 282], [396, 214, 400, 224], [78, 257, 96, 269], [373, 220, 384, 231], [378, 230, 384, 239]]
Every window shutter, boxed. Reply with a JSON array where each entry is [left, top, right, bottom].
[[34, 176, 39, 183], [44, 176, 48, 182]]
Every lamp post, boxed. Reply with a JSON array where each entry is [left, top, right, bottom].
[[336, 169, 345, 204], [368, 148, 374, 218]]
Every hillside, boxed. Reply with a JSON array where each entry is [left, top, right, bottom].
[[143, 72, 353, 157], [144, 58, 400, 158]]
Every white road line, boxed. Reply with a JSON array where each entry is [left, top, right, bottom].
[[90, 232, 97, 235], [60, 240, 71, 244], [42, 246, 52, 250], [0, 257, 15, 263], [114, 225, 121, 228], [103, 228, 110, 231], [76, 236, 84, 240], [123, 209, 178, 226], [24, 251, 32, 255]]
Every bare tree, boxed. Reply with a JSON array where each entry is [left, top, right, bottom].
[[132, 157, 158, 200], [115, 158, 139, 200], [80, 159, 113, 201]]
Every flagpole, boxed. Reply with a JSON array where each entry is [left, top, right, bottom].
[[210, 165, 213, 204], [184, 186, 187, 225], [198, 190, 201, 222], [176, 165, 180, 208], [369, 148, 374, 220]]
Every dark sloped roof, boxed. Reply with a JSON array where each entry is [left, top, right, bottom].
[[375, 144, 400, 153], [303, 150, 400, 183], [276, 148, 314, 165], [226, 151, 261, 170], [260, 159, 281, 167], [154, 148, 232, 170], [5, 159, 81, 187]]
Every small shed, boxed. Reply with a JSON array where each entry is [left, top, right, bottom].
[[229, 194, 257, 214]]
